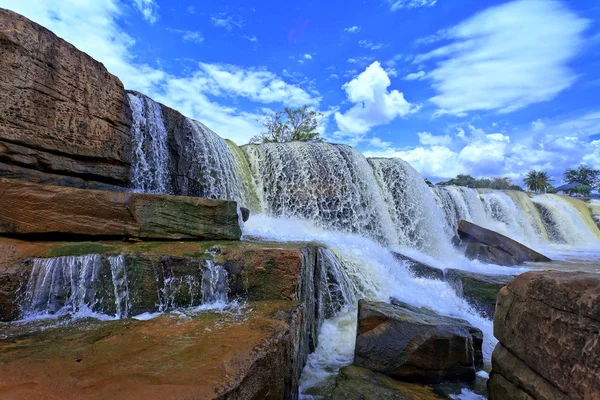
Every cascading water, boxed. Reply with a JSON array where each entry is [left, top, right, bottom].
[[369, 158, 454, 255], [20, 255, 231, 320], [128, 92, 172, 194], [243, 142, 398, 246]]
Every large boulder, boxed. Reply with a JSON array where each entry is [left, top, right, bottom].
[[0, 8, 132, 188], [354, 300, 483, 384], [392, 251, 443, 280], [458, 220, 551, 264], [464, 242, 519, 266], [0, 178, 241, 240], [445, 269, 514, 319], [489, 271, 600, 399], [332, 366, 445, 400]]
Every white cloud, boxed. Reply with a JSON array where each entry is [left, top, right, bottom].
[[388, 0, 437, 11], [304, 54, 313, 60], [417, 132, 452, 146], [2, 0, 319, 145], [133, 0, 159, 23], [245, 35, 258, 42], [369, 137, 393, 148], [347, 56, 375, 65], [211, 14, 244, 30], [415, 0, 589, 116], [344, 26, 360, 33], [330, 74, 340, 79], [181, 31, 204, 43], [334, 62, 417, 137], [358, 40, 383, 50], [403, 71, 426, 80]]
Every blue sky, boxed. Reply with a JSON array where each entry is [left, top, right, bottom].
[[2, 0, 600, 183]]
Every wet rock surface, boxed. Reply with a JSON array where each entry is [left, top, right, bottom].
[[331, 365, 445, 400], [0, 179, 242, 240], [391, 252, 444, 280], [445, 269, 514, 319], [0, 8, 132, 188], [354, 300, 483, 384], [489, 271, 600, 399], [458, 220, 551, 265]]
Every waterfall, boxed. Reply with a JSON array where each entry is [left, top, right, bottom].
[[128, 92, 172, 194], [369, 158, 454, 255], [127, 92, 258, 211], [243, 142, 398, 246], [20, 255, 231, 320]]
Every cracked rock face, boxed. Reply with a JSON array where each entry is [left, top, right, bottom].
[[0, 8, 132, 188], [489, 271, 600, 400]]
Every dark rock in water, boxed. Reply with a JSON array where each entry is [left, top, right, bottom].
[[490, 271, 600, 400], [240, 207, 250, 222], [0, 178, 241, 240], [458, 220, 551, 264], [464, 242, 519, 266], [0, 9, 132, 189], [391, 252, 443, 280], [451, 234, 462, 248], [332, 365, 445, 400], [354, 300, 483, 384], [445, 269, 514, 319]]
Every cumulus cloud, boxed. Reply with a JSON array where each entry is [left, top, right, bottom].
[[345, 26, 360, 33], [245, 35, 258, 42], [2, 0, 318, 145], [417, 132, 452, 146], [334, 62, 417, 137], [415, 0, 589, 116], [358, 40, 383, 50], [133, 0, 159, 23], [388, 0, 437, 11]]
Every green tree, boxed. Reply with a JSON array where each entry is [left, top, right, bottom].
[[563, 165, 599, 188], [250, 105, 322, 144], [573, 185, 591, 196], [490, 177, 512, 190], [524, 170, 553, 193]]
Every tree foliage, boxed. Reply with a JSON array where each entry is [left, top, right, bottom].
[[523, 170, 553, 193], [563, 165, 599, 188], [573, 185, 591, 195], [437, 174, 522, 191], [250, 105, 322, 144]]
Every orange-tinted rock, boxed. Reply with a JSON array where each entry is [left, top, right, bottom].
[[0, 301, 305, 400], [0, 178, 241, 240], [490, 271, 600, 399], [0, 8, 131, 187]]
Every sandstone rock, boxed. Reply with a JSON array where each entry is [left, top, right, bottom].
[[0, 301, 306, 400], [458, 220, 551, 264], [490, 271, 600, 399], [464, 242, 519, 266], [332, 365, 445, 400], [488, 373, 534, 400], [0, 8, 132, 187], [354, 300, 483, 384], [445, 269, 513, 319], [392, 251, 443, 280], [0, 178, 241, 240]]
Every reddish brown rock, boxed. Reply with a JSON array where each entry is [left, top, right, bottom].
[[0, 8, 131, 187], [0, 178, 241, 240], [490, 271, 600, 400]]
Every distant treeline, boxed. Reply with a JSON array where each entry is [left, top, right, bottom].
[[435, 174, 523, 191]]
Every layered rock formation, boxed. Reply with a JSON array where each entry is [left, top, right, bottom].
[[354, 300, 483, 384], [489, 271, 600, 399], [458, 220, 551, 265], [0, 178, 241, 240], [0, 8, 132, 190]]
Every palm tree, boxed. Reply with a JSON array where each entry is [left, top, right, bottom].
[[524, 170, 553, 193]]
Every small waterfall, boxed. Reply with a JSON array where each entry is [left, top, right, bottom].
[[314, 248, 355, 328], [200, 260, 229, 304], [109, 255, 130, 319], [433, 186, 488, 231], [533, 195, 600, 246], [369, 158, 454, 255], [22, 255, 102, 318], [243, 142, 398, 246], [128, 92, 172, 194]]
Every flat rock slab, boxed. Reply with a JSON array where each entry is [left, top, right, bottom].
[[0, 301, 302, 400], [332, 366, 445, 400], [354, 300, 483, 384], [458, 220, 551, 264], [491, 271, 600, 399], [0, 178, 241, 240]]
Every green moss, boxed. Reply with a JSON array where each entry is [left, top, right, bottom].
[[41, 242, 119, 258]]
